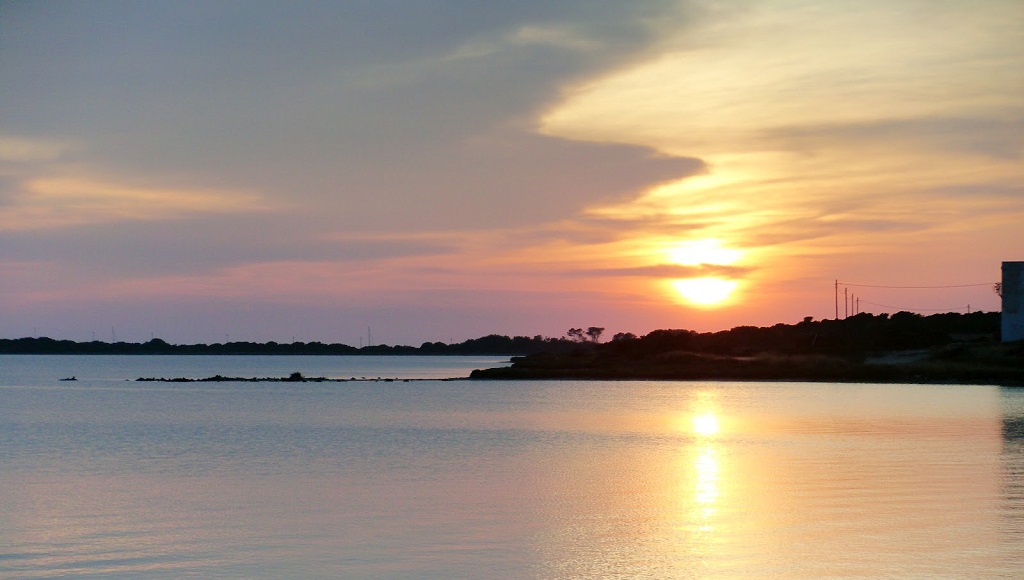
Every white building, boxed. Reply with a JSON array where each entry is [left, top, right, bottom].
[[1003, 261, 1024, 343]]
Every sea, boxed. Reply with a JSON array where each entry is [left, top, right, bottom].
[[1, 355, 1022, 579]]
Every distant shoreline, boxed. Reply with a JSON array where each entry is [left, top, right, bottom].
[[6, 312, 1022, 386], [0, 335, 568, 357]]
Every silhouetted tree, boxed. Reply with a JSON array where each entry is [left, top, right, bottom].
[[585, 327, 605, 342]]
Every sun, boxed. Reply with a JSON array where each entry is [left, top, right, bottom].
[[672, 277, 737, 306], [668, 239, 741, 267], [664, 238, 742, 307]]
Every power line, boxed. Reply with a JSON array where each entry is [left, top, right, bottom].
[[833, 279, 996, 319], [839, 282, 996, 289], [857, 299, 971, 312]]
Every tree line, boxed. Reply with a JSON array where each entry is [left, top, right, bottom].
[[0, 334, 580, 356], [600, 311, 1002, 357], [0, 311, 1004, 356]]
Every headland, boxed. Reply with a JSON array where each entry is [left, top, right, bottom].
[[470, 312, 1024, 386]]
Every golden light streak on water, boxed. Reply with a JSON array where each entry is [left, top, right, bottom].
[[692, 412, 721, 437], [693, 444, 721, 531]]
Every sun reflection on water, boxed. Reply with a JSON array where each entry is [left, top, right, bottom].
[[693, 445, 720, 529], [692, 413, 722, 532], [692, 413, 720, 436], [684, 400, 725, 533]]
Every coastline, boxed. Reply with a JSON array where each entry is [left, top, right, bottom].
[[7, 313, 1020, 385], [469, 344, 1024, 387]]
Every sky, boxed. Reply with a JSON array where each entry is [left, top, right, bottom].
[[1, 0, 1022, 345]]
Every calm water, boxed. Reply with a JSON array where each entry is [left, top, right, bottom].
[[1, 355, 1022, 579]]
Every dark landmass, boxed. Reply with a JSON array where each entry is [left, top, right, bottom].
[[470, 343, 1024, 385], [470, 312, 1024, 386], [136, 372, 446, 383], [0, 334, 576, 356]]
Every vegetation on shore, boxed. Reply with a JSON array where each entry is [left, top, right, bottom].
[[470, 312, 1024, 386], [0, 334, 576, 356]]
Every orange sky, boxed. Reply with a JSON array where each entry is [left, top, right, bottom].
[[1, 1, 1021, 344]]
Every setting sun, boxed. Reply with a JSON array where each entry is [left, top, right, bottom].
[[668, 239, 742, 267], [664, 239, 743, 307], [672, 278, 738, 307]]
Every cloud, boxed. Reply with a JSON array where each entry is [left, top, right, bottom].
[[570, 263, 753, 278], [0, 135, 72, 163], [0, 176, 274, 232], [0, 216, 460, 281], [539, 0, 1024, 261], [761, 116, 1024, 161], [0, 1, 692, 225], [542, 0, 1024, 157]]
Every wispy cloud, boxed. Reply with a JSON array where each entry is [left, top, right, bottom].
[[543, 1, 1023, 247], [570, 264, 754, 278], [0, 135, 73, 163], [0, 176, 275, 232]]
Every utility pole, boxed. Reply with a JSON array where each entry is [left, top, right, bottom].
[[844, 287, 848, 319], [835, 280, 839, 320]]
